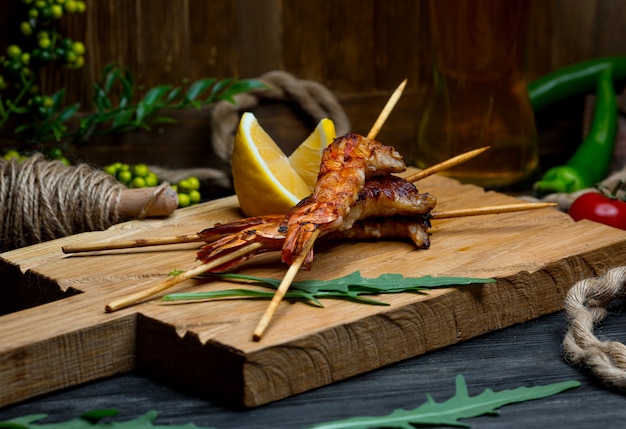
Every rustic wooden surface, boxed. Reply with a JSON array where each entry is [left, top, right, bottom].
[[2, 171, 626, 409], [1, 0, 623, 177], [2, 0, 625, 100], [1, 309, 623, 428]]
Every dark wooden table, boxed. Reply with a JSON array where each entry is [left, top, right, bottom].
[[1, 306, 624, 428]]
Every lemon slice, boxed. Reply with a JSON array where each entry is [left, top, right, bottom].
[[288, 118, 336, 190], [232, 112, 312, 216]]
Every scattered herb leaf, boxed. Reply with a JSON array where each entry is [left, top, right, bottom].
[[308, 375, 581, 429], [0, 409, 213, 429], [161, 271, 495, 306], [0, 376, 580, 429]]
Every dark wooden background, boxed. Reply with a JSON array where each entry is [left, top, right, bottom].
[[1, 0, 626, 170]]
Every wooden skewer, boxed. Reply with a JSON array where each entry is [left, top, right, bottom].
[[366, 79, 406, 140], [252, 79, 409, 341], [252, 229, 320, 341], [105, 242, 263, 312], [404, 146, 490, 183], [62, 233, 204, 254], [430, 202, 558, 219]]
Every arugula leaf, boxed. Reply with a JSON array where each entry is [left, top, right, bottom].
[[0, 410, 213, 429], [161, 271, 495, 306], [308, 375, 581, 428], [0, 377, 580, 428]]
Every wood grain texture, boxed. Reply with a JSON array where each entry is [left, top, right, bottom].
[[2, 0, 625, 104], [2, 171, 626, 408]]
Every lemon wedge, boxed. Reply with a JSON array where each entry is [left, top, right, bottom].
[[232, 112, 313, 216], [288, 118, 336, 190]]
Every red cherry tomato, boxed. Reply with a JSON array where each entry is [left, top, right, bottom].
[[568, 192, 626, 230]]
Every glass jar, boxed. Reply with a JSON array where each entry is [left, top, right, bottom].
[[415, 0, 538, 189]]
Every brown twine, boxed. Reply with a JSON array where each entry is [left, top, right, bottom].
[[0, 153, 126, 252], [563, 266, 626, 390]]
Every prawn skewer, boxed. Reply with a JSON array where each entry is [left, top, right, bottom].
[[102, 197, 556, 313], [61, 143, 486, 256], [256, 80, 409, 340]]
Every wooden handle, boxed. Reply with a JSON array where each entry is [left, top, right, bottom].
[[119, 186, 179, 218]]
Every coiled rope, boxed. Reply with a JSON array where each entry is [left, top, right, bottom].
[[0, 154, 170, 252], [0, 154, 124, 251], [563, 266, 626, 390]]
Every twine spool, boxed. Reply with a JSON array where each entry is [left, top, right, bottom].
[[0, 154, 169, 252]]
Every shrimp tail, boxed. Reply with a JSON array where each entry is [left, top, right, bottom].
[[281, 222, 318, 266], [196, 217, 285, 271], [197, 214, 284, 242]]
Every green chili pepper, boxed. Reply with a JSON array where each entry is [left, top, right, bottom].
[[533, 67, 618, 195], [528, 56, 626, 112]]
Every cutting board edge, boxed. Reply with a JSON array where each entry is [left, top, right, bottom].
[[127, 238, 626, 408]]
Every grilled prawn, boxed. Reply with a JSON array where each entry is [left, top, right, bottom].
[[196, 175, 435, 271], [281, 134, 406, 265]]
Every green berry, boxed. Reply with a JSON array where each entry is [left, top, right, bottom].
[[64, 0, 77, 13], [145, 172, 159, 187], [7, 45, 21, 59], [131, 163, 150, 178], [28, 8, 39, 18], [20, 21, 33, 36], [103, 164, 117, 176], [186, 176, 200, 191], [177, 179, 192, 193], [0, 76, 6, 90], [177, 193, 190, 208], [188, 190, 201, 204], [117, 170, 132, 185], [71, 41, 85, 55], [20, 52, 30, 65], [38, 37, 51, 50], [75, 1, 85, 13], [130, 176, 146, 189], [50, 4, 63, 18], [3, 149, 21, 160]]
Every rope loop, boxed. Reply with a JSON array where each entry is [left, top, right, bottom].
[[563, 266, 626, 390]]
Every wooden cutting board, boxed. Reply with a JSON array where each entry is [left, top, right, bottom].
[[2, 170, 626, 409]]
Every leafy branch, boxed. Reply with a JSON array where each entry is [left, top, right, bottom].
[[1, 1, 266, 154], [15, 63, 266, 146], [0, 376, 580, 428], [162, 271, 496, 306]]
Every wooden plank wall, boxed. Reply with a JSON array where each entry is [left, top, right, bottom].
[[0, 0, 625, 168], [1, 0, 624, 102]]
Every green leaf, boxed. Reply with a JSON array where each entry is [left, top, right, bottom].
[[0, 410, 214, 429], [142, 85, 172, 106], [56, 103, 80, 123], [50, 89, 66, 112], [111, 109, 135, 130], [166, 86, 183, 103], [185, 78, 216, 101], [162, 271, 495, 306], [308, 375, 581, 429]]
